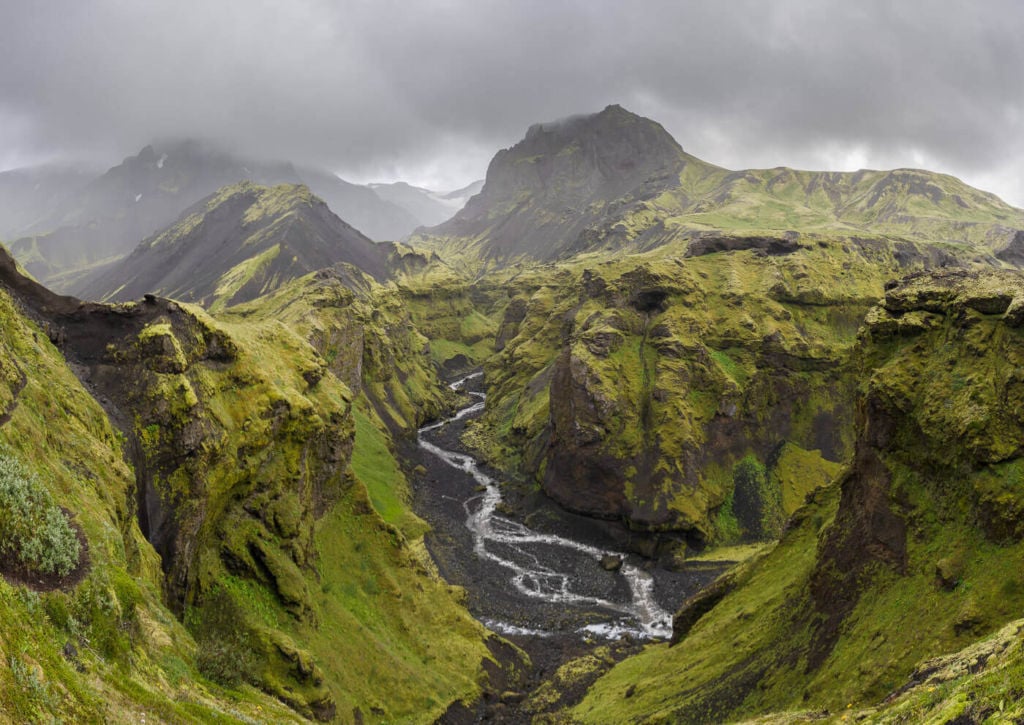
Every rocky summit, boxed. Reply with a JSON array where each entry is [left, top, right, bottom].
[[2, 104, 1024, 724]]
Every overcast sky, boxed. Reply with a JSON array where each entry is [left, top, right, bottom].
[[1, 0, 1022, 204]]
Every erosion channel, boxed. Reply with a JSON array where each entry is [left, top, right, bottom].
[[410, 372, 729, 710]]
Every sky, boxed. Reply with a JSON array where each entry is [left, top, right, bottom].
[[1, 0, 1022, 205]]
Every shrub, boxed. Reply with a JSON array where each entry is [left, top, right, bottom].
[[0, 451, 80, 577]]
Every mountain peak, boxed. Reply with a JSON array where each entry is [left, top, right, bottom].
[[77, 181, 388, 309], [412, 105, 693, 263], [517, 104, 683, 158]]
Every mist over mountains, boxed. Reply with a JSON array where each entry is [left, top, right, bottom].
[[2, 98, 1024, 723], [1, 139, 482, 291]]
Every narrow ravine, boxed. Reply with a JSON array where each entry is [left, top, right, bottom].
[[413, 372, 721, 642]]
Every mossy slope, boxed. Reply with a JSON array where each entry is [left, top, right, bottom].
[[77, 182, 389, 309], [466, 235, 971, 551], [411, 105, 1024, 271], [572, 268, 1024, 722], [0, 253, 306, 722], [0, 243, 497, 721]]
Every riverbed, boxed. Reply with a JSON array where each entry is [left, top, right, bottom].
[[410, 372, 726, 643]]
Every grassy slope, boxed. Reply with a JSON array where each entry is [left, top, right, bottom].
[[572, 269, 1024, 722], [0, 249, 496, 721], [0, 286, 303, 723], [218, 267, 525, 720]]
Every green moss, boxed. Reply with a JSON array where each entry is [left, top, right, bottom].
[[351, 400, 428, 537], [771, 442, 843, 514], [573, 270, 1024, 722], [708, 347, 750, 385]]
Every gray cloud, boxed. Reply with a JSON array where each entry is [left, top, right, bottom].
[[1, 0, 1022, 203]]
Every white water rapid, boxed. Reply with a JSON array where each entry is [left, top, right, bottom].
[[417, 372, 674, 640]]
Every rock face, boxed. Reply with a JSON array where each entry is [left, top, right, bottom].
[[537, 262, 855, 544], [410, 104, 701, 265], [77, 182, 389, 308], [572, 267, 1024, 723], [811, 269, 1024, 645]]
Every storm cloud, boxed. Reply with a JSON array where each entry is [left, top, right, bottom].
[[1, 0, 1022, 203]]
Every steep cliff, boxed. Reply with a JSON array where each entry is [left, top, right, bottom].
[[572, 268, 1024, 722], [0, 244, 498, 722]]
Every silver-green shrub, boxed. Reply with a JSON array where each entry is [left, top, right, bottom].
[[0, 451, 80, 577]]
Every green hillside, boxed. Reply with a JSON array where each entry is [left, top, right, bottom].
[[410, 106, 1024, 270], [572, 269, 1024, 722], [0, 244, 501, 722]]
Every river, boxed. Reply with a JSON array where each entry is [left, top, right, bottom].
[[413, 372, 723, 642]]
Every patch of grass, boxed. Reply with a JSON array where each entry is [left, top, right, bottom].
[[709, 347, 751, 386], [771, 442, 843, 514], [351, 401, 428, 537]]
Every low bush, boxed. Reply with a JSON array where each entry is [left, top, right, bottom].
[[0, 450, 80, 577]]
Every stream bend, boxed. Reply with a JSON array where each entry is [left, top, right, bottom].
[[417, 372, 674, 640]]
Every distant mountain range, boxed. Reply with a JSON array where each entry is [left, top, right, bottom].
[[369, 180, 485, 228], [411, 104, 1024, 269], [0, 140, 479, 289], [0, 163, 99, 240], [77, 181, 389, 310]]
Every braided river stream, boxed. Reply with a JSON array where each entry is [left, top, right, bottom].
[[412, 372, 722, 642]]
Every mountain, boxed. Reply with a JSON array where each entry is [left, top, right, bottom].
[[289, 165, 420, 241], [440, 178, 485, 205], [411, 104, 698, 266], [410, 104, 1024, 269], [0, 163, 96, 240], [5, 140, 420, 288], [0, 236, 509, 720], [77, 182, 389, 309], [369, 180, 484, 228], [368, 180, 468, 228]]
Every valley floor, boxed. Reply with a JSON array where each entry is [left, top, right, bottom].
[[406, 373, 729, 720]]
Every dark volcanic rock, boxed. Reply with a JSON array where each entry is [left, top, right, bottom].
[[78, 182, 389, 306], [416, 105, 693, 264]]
